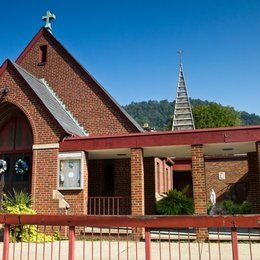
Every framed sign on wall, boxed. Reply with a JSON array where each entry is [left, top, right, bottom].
[[58, 152, 84, 190]]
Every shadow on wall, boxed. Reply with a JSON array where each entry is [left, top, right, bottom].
[[216, 173, 249, 203]]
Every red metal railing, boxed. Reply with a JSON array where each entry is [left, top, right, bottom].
[[0, 214, 259, 260], [88, 196, 130, 215]]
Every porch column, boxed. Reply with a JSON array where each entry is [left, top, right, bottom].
[[247, 142, 260, 213], [131, 148, 145, 239], [131, 148, 145, 216], [191, 144, 208, 240]]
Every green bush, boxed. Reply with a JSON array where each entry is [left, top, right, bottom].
[[2, 189, 58, 242], [156, 188, 194, 215], [221, 200, 251, 214]]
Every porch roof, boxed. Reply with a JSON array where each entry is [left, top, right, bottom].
[[60, 125, 260, 159]]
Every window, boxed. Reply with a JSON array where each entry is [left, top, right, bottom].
[[58, 152, 84, 190], [39, 45, 47, 64]]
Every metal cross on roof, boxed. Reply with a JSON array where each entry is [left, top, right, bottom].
[[42, 11, 56, 34]]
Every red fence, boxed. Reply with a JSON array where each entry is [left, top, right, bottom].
[[87, 196, 130, 215], [0, 214, 259, 260]]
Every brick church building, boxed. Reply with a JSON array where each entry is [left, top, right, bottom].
[[1, 19, 260, 217]]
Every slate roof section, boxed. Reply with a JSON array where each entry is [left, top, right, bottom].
[[16, 27, 144, 133], [11, 61, 87, 136]]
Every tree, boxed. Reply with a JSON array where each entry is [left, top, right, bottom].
[[192, 103, 241, 129]]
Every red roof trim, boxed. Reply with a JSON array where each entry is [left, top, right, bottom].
[[16, 28, 44, 64], [0, 60, 8, 76], [60, 125, 260, 151]]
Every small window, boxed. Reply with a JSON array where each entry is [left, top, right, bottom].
[[58, 152, 84, 190], [39, 45, 47, 64]]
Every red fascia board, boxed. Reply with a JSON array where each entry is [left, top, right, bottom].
[[0, 60, 8, 76], [16, 28, 44, 64], [173, 163, 191, 171], [60, 126, 260, 151]]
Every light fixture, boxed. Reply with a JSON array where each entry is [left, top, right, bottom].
[[117, 154, 127, 156], [222, 148, 234, 151]]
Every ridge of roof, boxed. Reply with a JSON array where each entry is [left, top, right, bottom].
[[10, 61, 88, 137], [16, 27, 144, 133]]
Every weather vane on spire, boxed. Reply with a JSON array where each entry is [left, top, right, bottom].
[[178, 49, 183, 65], [42, 11, 56, 34]]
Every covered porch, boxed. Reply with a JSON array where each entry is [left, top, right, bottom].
[[60, 126, 260, 217]]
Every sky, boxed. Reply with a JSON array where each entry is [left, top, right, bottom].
[[1, 0, 260, 114]]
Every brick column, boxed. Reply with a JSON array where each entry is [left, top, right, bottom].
[[131, 148, 145, 215], [131, 148, 144, 239], [191, 145, 208, 240], [247, 143, 260, 213]]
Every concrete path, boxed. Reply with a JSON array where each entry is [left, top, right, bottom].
[[0, 240, 259, 259]]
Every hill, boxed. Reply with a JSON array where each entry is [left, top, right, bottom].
[[123, 99, 260, 131]]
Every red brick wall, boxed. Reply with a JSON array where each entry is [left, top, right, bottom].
[[0, 67, 62, 144], [32, 149, 59, 214], [191, 145, 207, 215], [144, 157, 156, 214], [1, 66, 89, 215], [205, 157, 248, 202], [18, 34, 140, 136], [88, 157, 157, 215], [88, 160, 105, 196], [131, 148, 144, 216], [247, 144, 260, 213], [88, 159, 131, 197]]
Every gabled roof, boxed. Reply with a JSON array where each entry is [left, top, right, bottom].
[[1, 60, 87, 137], [16, 27, 144, 133]]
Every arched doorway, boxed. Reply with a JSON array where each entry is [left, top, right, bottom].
[[0, 105, 33, 194]]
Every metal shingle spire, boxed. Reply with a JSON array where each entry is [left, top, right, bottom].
[[172, 50, 195, 131]]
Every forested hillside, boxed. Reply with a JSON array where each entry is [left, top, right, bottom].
[[123, 99, 260, 131]]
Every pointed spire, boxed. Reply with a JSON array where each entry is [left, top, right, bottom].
[[172, 51, 195, 131]]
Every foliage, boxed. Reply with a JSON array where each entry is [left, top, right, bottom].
[[209, 200, 251, 215], [123, 100, 173, 131], [221, 200, 251, 215], [192, 103, 241, 129], [123, 99, 260, 130], [156, 188, 194, 215], [2, 189, 32, 209], [2, 190, 58, 242]]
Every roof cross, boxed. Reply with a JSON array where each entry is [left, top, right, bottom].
[[42, 11, 56, 34]]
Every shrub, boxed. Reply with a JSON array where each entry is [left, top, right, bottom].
[[2, 189, 58, 242], [221, 200, 251, 214], [209, 200, 252, 215], [156, 188, 194, 215]]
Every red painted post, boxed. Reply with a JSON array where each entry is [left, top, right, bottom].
[[2, 224, 10, 260], [145, 228, 151, 260], [231, 227, 239, 260], [68, 226, 75, 260]]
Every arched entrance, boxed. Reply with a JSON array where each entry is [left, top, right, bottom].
[[0, 104, 33, 194]]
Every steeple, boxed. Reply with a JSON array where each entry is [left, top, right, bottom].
[[172, 51, 195, 131]]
